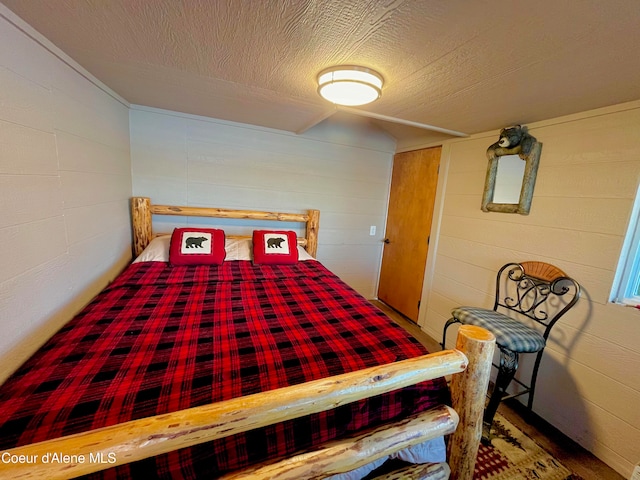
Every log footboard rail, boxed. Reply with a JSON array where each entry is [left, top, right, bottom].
[[0, 326, 494, 480]]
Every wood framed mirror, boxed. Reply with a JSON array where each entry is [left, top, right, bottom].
[[481, 126, 542, 215]]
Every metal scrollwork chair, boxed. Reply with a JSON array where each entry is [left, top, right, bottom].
[[441, 261, 580, 440]]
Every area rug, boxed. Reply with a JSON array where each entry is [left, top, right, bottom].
[[475, 413, 578, 480]]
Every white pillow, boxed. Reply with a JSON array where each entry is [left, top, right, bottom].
[[133, 235, 170, 263], [297, 245, 315, 261], [225, 237, 253, 261], [133, 235, 315, 262]]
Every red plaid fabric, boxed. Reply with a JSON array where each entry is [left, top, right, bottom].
[[0, 261, 448, 479]]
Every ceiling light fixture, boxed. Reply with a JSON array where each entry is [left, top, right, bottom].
[[317, 65, 383, 106]]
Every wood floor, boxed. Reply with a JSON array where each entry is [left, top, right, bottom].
[[370, 300, 624, 480]]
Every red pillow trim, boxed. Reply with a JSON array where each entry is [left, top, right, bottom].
[[253, 230, 299, 265], [169, 228, 226, 265]]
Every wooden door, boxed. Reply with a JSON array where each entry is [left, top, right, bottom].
[[378, 147, 441, 321]]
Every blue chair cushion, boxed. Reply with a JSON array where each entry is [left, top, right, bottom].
[[451, 307, 546, 353]]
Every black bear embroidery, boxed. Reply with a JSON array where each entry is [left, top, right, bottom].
[[185, 236, 208, 248], [267, 237, 285, 248]]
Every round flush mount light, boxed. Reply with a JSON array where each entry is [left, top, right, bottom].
[[317, 65, 384, 106]]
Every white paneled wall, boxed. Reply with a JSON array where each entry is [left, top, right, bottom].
[[421, 102, 640, 477], [130, 106, 395, 296], [0, 9, 132, 382]]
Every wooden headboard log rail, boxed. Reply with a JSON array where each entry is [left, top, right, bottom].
[[131, 197, 320, 258], [1, 326, 495, 480]]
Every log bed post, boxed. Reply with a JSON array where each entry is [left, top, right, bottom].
[[131, 197, 152, 257], [447, 325, 495, 480], [306, 209, 320, 258]]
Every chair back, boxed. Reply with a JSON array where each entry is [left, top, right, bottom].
[[493, 262, 581, 340]]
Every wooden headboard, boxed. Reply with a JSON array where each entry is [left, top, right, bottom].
[[131, 197, 320, 258]]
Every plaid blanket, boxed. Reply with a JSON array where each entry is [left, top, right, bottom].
[[0, 260, 448, 479]]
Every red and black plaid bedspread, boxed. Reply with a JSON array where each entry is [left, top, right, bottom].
[[0, 260, 448, 479]]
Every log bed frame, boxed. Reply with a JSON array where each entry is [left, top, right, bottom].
[[131, 197, 321, 258], [1, 197, 495, 480]]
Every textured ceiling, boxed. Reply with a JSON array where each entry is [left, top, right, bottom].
[[3, 0, 640, 149]]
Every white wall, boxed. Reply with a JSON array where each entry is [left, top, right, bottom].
[[421, 101, 640, 477], [130, 106, 396, 296], [0, 8, 132, 382]]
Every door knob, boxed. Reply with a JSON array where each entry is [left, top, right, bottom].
[[384, 238, 390, 244]]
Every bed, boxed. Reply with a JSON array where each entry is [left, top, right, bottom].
[[0, 197, 495, 480]]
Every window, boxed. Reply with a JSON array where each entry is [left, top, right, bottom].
[[611, 183, 640, 306]]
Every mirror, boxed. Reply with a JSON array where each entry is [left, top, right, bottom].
[[492, 155, 525, 203], [481, 126, 542, 215]]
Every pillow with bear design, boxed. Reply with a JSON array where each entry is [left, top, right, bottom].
[[169, 228, 226, 265], [252, 230, 299, 265]]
